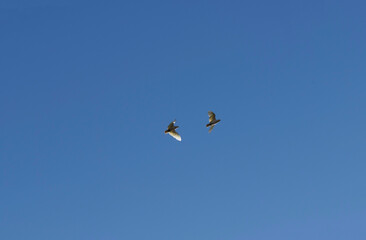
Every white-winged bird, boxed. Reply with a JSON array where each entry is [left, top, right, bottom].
[[206, 111, 221, 133], [165, 120, 182, 141]]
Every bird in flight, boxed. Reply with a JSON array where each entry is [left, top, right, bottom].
[[165, 120, 182, 141], [206, 111, 221, 133]]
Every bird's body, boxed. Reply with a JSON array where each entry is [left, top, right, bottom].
[[206, 111, 220, 133], [206, 120, 221, 128], [165, 120, 182, 141]]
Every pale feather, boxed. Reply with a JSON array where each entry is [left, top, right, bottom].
[[208, 111, 216, 123], [168, 130, 181, 141]]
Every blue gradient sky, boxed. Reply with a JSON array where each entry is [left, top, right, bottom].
[[1, 1, 366, 239]]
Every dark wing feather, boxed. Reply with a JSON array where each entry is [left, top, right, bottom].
[[167, 120, 176, 130]]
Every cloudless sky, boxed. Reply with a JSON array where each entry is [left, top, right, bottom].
[[1, 0, 366, 239]]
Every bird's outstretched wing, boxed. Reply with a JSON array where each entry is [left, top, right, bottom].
[[169, 130, 181, 141], [208, 111, 216, 123], [167, 120, 176, 130], [208, 125, 215, 133]]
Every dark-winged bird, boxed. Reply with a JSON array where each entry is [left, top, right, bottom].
[[165, 120, 182, 141], [206, 111, 221, 133]]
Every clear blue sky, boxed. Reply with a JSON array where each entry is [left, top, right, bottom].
[[1, 0, 366, 239]]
